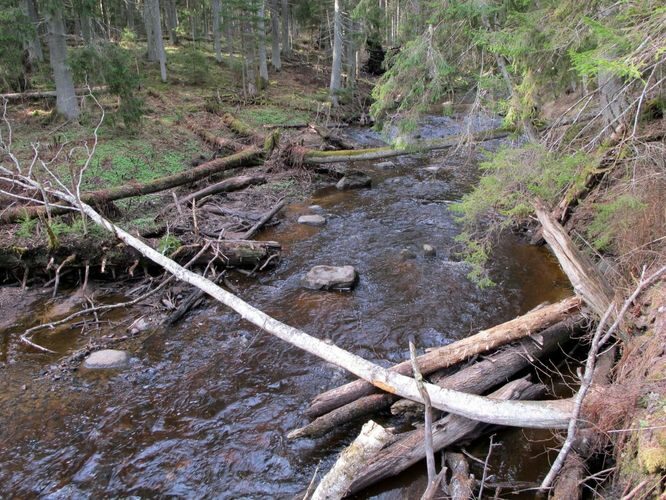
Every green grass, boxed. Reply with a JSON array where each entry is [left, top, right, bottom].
[[239, 105, 311, 127]]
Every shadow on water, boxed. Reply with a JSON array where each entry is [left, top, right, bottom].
[[0, 116, 571, 498]]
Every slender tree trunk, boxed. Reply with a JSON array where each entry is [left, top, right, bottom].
[[125, 0, 135, 32], [22, 0, 43, 62], [145, 0, 167, 82], [345, 21, 356, 88], [257, 2, 269, 87], [212, 0, 222, 62], [270, 0, 281, 71], [280, 0, 290, 55], [100, 0, 112, 39], [243, 20, 257, 96], [329, 0, 343, 106], [598, 67, 628, 129], [80, 12, 93, 45], [224, 3, 233, 55], [165, 0, 179, 45], [45, 8, 79, 120]]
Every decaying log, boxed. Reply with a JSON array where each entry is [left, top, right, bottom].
[[240, 199, 286, 240], [302, 128, 510, 164], [347, 378, 547, 495], [309, 124, 357, 150], [184, 119, 247, 153], [289, 318, 577, 439], [445, 452, 473, 500], [51, 196, 574, 429], [0, 147, 263, 224], [176, 239, 281, 269], [0, 86, 108, 100], [310, 420, 393, 500], [535, 202, 613, 317], [169, 174, 267, 208], [306, 297, 581, 418]]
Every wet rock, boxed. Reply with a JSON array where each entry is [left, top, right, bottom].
[[424, 166, 443, 173], [423, 244, 436, 257], [400, 249, 417, 260], [336, 172, 372, 190], [298, 214, 327, 226], [375, 161, 395, 169], [308, 204, 324, 212], [83, 350, 130, 370], [303, 265, 358, 291]]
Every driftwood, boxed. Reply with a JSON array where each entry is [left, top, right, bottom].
[[0, 86, 108, 100], [302, 128, 510, 164], [47, 195, 574, 429], [347, 378, 546, 495], [240, 199, 286, 240], [445, 452, 473, 500], [289, 318, 577, 439], [0, 147, 263, 224], [306, 296, 581, 418], [535, 202, 613, 317], [176, 239, 281, 269], [310, 420, 393, 500]]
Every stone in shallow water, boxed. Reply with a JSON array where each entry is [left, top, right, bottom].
[[375, 161, 396, 169], [336, 173, 372, 190], [83, 349, 129, 369], [298, 214, 327, 226], [400, 248, 417, 260], [423, 244, 436, 257], [302, 265, 358, 291]]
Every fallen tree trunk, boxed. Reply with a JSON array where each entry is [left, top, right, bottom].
[[445, 452, 473, 500], [535, 202, 613, 318], [310, 420, 393, 500], [306, 296, 581, 418], [302, 128, 510, 164], [0, 147, 263, 224], [309, 124, 357, 150], [55, 195, 574, 429], [288, 318, 578, 439], [240, 199, 285, 240], [184, 119, 247, 153], [347, 378, 546, 495], [0, 86, 108, 100], [169, 174, 267, 209]]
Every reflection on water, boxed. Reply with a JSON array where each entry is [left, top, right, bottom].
[[0, 119, 571, 498]]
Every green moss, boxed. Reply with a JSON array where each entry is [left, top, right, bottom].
[[638, 430, 666, 474]]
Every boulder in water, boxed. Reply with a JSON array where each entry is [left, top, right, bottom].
[[375, 161, 395, 169], [83, 349, 130, 369], [303, 265, 358, 291], [423, 244, 437, 257], [298, 214, 327, 226], [336, 172, 372, 190]]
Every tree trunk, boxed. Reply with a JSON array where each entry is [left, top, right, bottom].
[[125, 0, 136, 32], [289, 317, 577, 439], [165, 0, 179, 45], [280, 0, 290, 55], [534, 202, 613, 318], [22, 0, 43, 62], [598, 67, 629, 130], [243, 20, 257, 96], [269, 0, 281, 71], [445, 453, 473, 500], [257, 2, 269, 88], [347, 379, 546, 494], [0, 148, 263, 224], [311, 421, 393, 500], [345, 21, 356, 88], [212, 0, 222, 62], [80, 12, 93, 45], [144, 0, 167, 82], [45, 7, 80, 120], [329, 0, 343, 106], [306, 296, 581, 418]]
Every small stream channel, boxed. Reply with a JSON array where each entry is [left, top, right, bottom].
[[0, 115, 572, 498]]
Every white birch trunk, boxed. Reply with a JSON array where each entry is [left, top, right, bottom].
[[329, 0, 343, 106]]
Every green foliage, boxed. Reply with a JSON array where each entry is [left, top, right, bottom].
[[158, 234, 181, 255], [587, 195, 647, 251], [16, 214, 37, 239], [69, 43, 144, 129], [239, 106, 310, 126], [0, 2, 33, 92], [182, 47, 210, 85]]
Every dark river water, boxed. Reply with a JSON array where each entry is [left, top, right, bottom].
[[0, 116, 572, 498]]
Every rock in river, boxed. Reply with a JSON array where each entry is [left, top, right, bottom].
[[336, 172, 372, 190], [298, 214, 327, 226], [303, 265, 358, 291], [423, 244, 437, 257], [83, 349, 130, 369]]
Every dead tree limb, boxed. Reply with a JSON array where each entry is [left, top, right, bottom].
[[410, 337, 436, 484], [310, 420, 393, 500], [288, 318, 578, 439], [0, 147, 263, 224], [347, 379, 546, 495], [306, 297, 581, 418], [302, 128, 510, 164], [445, 452, 473, 500], [0, 86, 108, 100], [184, 118, 247, 153], [168, 174, 267, 209], [240, 198, 286, 240]]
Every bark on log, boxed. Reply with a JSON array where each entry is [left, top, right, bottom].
[[347, 379, 547, 495], [310, 420, 393, 500], [309, 124, 357, 150], [0, 147, 263, 224], [0, 86, 108, 100], [222, 113, 264, 142], [185, 119, 247, 153], [177, 239, 281, 268], [303, 128, 510, 164], [306, 297, 581, 418], [535, 202, 613, 318], [445, 452, 473, 500], [289, 318, 578, 439], [53, 196, 574, 429]]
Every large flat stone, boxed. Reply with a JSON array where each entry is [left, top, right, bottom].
[[336, 173, 372, 190], [83, 349, 130, 369], [303, 265, 358, 291], [298, 214, 327, 226]]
